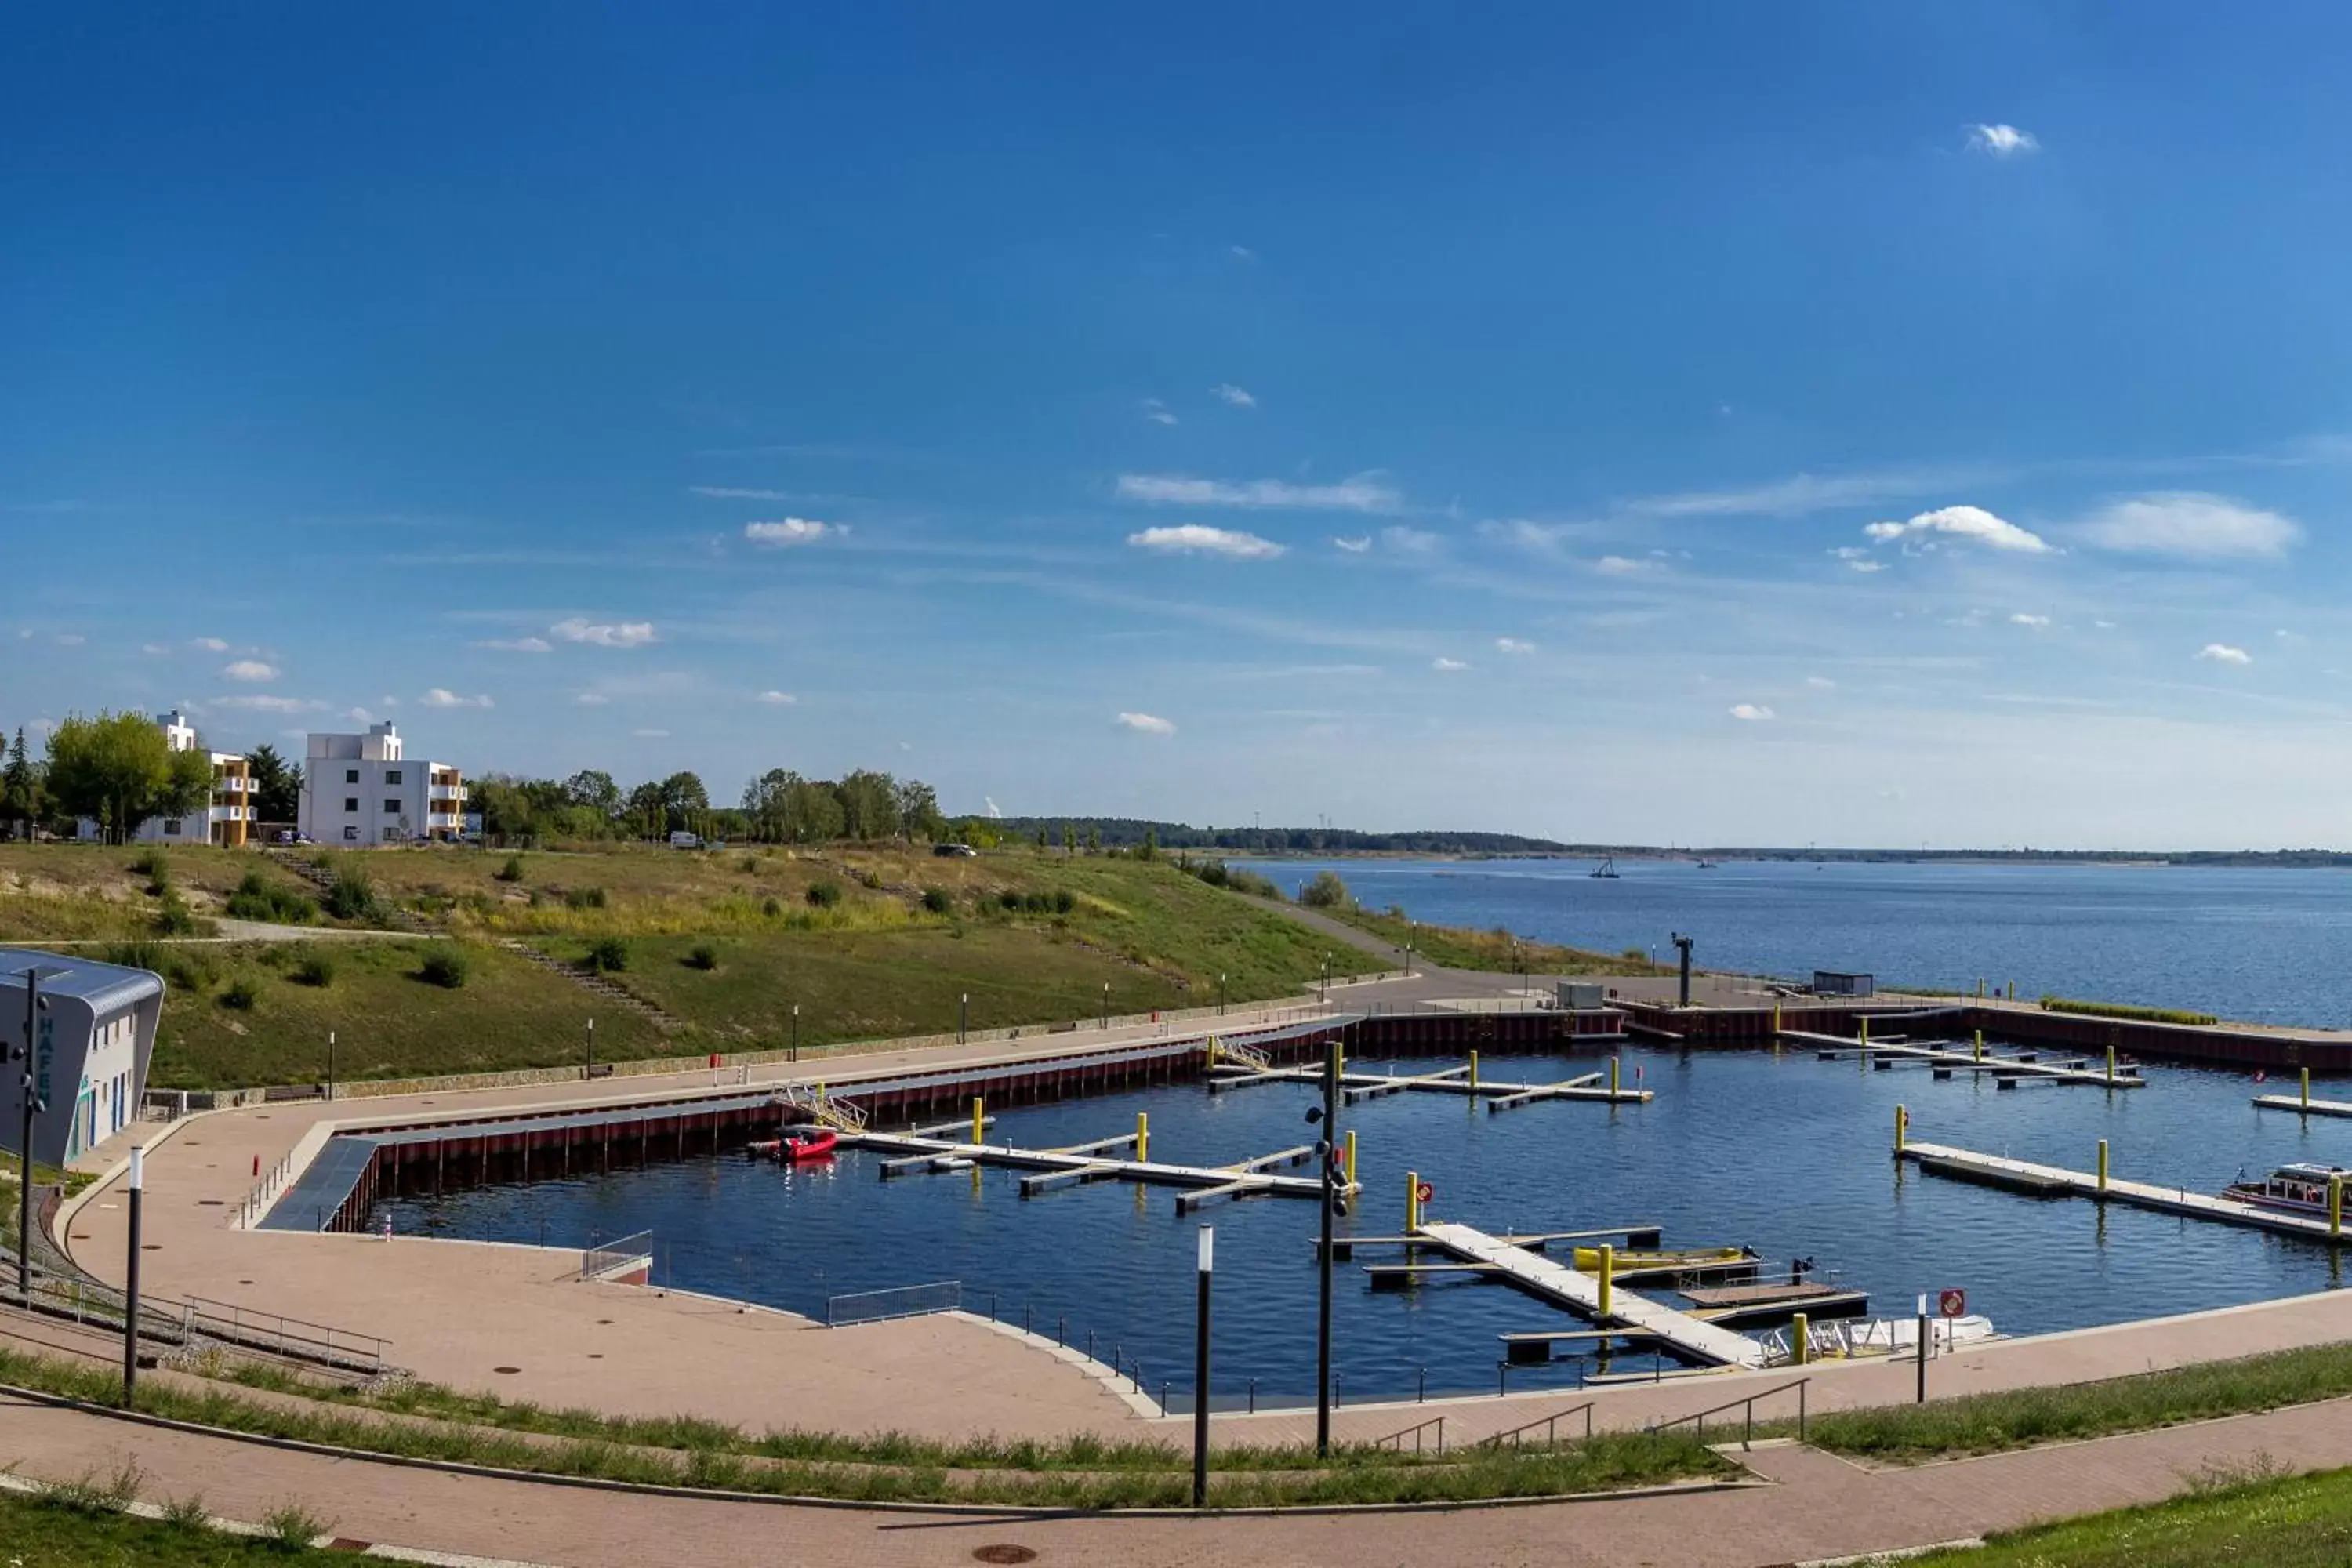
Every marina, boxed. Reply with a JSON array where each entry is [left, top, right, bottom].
[[1900, 1137, 2352, 1244]]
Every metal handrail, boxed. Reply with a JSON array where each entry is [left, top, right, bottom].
[[1371, 1413, 1446, 1454], [1478, 1399, 1595, 1450], [1646, 1375, 1809, 1449]]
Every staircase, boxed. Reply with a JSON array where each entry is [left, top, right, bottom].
[[498, 941, 686, 1033], [263, 848, 433, 932], [775, 1082, 868, 1132], [1210, 1035, 1272, 1073]]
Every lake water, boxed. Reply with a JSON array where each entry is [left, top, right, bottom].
[[376, 1040, 2347, 1409], [1237, 857, 2352, 1029]]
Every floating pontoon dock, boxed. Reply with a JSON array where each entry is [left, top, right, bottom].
[[1900, 1138, 2352, 1245], [1781, 1029, 2143, 1089], [1411, 1221, 1768, 1368], [845, 1127, 1330, 1210], [2253, 1071, 2352, 1120], [1210, 1055, 1652, 1109]]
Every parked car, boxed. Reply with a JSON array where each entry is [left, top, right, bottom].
[[932, 842, 978, 858]]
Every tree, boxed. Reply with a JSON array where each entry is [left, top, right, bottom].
[[892, 778, 943, 842], [563, 769, 622, 818], [1301, 869, 1352, 909], [834, 770, 898, 840], [0, 727, 43, 840], [742, 768, 801, 841], [45, 711, 211, 843], [245, 742, 301, 824], [782, 777, 844, 842], [622, 780, 668, 840], [656, 771, 709, 838]]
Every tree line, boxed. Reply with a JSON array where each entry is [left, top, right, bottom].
[[2, 713, 303, 843], [470, 767, 946, 846], [987, 817, 1570, 855]]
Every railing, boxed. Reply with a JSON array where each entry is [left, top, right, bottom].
[[183, 1296, 393, 1377], [1646, 1376, 1809, 1449], [825, 1279, 960, 1327], [1210, 1036, 1272, 1073], [579, 1229, 653, 1283], [1372, 1413, 1447, 1454], [1479, 1400, 1594, 1450], [777, 1083, 868, 1134], [236, 1150, 298, 1228]]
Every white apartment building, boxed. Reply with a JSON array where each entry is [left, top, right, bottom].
[[298, 722, 466, 844], [78, 710, 256, 847]]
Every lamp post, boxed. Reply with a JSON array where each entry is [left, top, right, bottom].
[[325, 1031, 336, 1102], [1217, 971, 1225, 1016], [1192, 1225, 1214, 1507], [791, 1004, 800, 1062], [1101, 982, 1109, 1029], [10, 962, 64, 1308], [1307, 1033, 1345, 1456], [1319, 953, 1330, 1004], [1405, 921, 1414, 977], [959, 993, 968, 1046], [585, 1017, 595, 1080], [122, 1145, 144, 1405]]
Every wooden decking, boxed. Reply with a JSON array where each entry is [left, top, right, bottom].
[[1781, 1029, 2144, 1088], [1900, 1139, 2352, 1245]]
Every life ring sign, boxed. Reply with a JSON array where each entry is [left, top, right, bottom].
[[1939, 1288, 1967, 1319], [1414, 1181, 1434, 1205]]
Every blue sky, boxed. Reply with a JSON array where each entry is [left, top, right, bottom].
[[8, 5, 2352, 848]]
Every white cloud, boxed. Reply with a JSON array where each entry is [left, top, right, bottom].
[[1332, 535, 1372, 553], [754, 690, 797, 706], [1432, 657, 1469, 673], [1116, 711, 1177, 735], [140, 643, 170, 655], [1125, 524, 1284, 560], [551, 618, 658, 648], [1381, 524, 1441, 554], [633, 728, 669, 738], [1142, 399, 1178, 426], [2009, 613, 2052, 628], [221, 660, 279, 682], [1805, 676, 1837, 689], [347, 707, 372, 724], [1967, 123, 2041, 158], [53, 633, 84, 647], [574, 692, 609, 706], [474, 637, 553, 654], [191, 637, 230, 652], [1634, 465, 1983, 519], [2196, 643, 2252, 666], [743, 518, 844, 547], [1115, 472, 1399, 512], [1212, 383, 1256, 408], [1593, 555, 1655, 575], [1495, 637, 1536, 655], [2077, 492, 2300, 559], [1863, 505, 2052, 554], [1847, 560, 1888, 573], [1229, 245, 1254, 260], [688, 486, 794, 500], [420, 688, 494, 710], [212, 695, 328, 713], [1728, 703, 1777, 721]]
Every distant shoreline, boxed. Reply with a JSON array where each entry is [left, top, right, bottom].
[[1220, 849, 2327, 868]]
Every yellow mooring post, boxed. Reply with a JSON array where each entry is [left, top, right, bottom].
[[1205, 1035, 1218, 1070], [1468, 1050, 1479, 1091], [2332, 1174, 2343, 1240], [2106, 1045, 2117, 1085], [1610, 1056, 1621, 1098], [1344, 1128, 1357, 1188], [1135, 1111, 1150, 1163], [2096, 1138, 2110, 1192], [2304, 1067, 2314, 1109], [1597, 1243, 1614, 1319], [1974, 1029, 1984, 1063], [1791, 1312, 1811, 1367], [1773, 1001, 1783, 1037], [1406, 1168, 1422, 1232], [1860, 1014, 1871, 1047], [971, 1096, 985, 1146], [1894, 1103, 1907, 1155]]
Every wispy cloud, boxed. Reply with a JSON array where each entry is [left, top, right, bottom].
[[1115, 473, 1399, 512], [753, 690, 797, 706], [2009, 613, 2052, 629], [551, 618, 659, 648], [2196, 643, 2252, 666], [689, 486, 795, 501], [574, 692, 610, 706], [222, 659, 279, 682], [140, 643, 170, 656], [191, 637, 230, 652], [474, 637, 553, 654], [1432, 656, 1469, 673], [1495, 637, 1536, 655], [1381, 525, 1442, 554], [1116, 711, 1176, 735], [419, 688, 494, 709], [1864, 506, 2053, 554], [1630, 465, 1987, 518], [1966, 123, 2040, 158], [1211, 383, 1256, 408], [1142, 398, 1178, 426], [212, 694, 328, 713], [1332, 535, 1372, 554], [743, 518, 846, 547], [1125, 524, 1285, 560], [2077, 492, 2300, 560], [1728, 703, 1777, 721], [1229, 245, 1254, 260], [1592, 554, 1656, 575]]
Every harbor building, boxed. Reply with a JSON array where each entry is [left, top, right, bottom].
[[298, 722, 466, 844], [0, 949, 164, 1166], [75, 710, 256, 847]]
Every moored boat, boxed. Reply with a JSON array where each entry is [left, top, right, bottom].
[[2223, 1162, 2349, 1215]]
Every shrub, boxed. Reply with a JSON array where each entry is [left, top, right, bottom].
[[920, 887, 952, 914], [761, 895, 782, 917], [324, 869, 380, 922], [219, 978, 259, 1011], [584, 936, 629, 973], [739, 855, 760, 874], [1052, 889, 1076, 914], [684, 943, 719, 971], [1300, 870, 1352, 909], [1022, 891, 1052, 914], [2039, 996, 2218, 1027], [494, 855, 525, 883], [1226, 869, 1281, 899], [291, 953, 336, 988], [152, 891, 200, 936], [225, 870, 316, 925], [564, 887, 608, 911], [996, 889, 1022, 912], [261, 1502, 330, 1550], [1189, 859, 1231, 888], [103, 939, 165, 974], [130, 849, 170, 892], [417, 949, 470, 989], [158, 951, 218, 994], [804, 881, 842, 909], [857, 869, 884, 890]]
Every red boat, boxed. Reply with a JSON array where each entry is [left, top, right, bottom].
[[770, 1127, 837, 1163]]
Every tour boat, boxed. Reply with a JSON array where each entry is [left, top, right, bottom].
[[2223, 1162, 2349, 1215]]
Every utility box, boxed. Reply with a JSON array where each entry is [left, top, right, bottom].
[[1813, 970, 1875, 997], [1556, 981, 1606, 1010]]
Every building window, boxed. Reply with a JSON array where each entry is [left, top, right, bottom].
[[346, 768, 360, 784], [343, 798, 358, 812], [344, 826, 359, 841], [384, 770, 402, 785], [383, 799, 401, 814], [162, 819, 182, 835]]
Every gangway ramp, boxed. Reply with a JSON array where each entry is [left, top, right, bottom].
[[1411, 1221, 1766, 1369]]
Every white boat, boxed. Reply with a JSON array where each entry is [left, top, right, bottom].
[[1758, 1313, 1996, 1366], [931, 1155, 975, 1171]]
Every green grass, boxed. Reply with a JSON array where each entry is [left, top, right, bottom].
[[0, 1344, 1725, 1509], [1901, 1459, 2352, 1567], [1799, 1341, 2352, 1462], [0, 1478, 344, 1565], [1323, 905, 1667, 977], [2040, 996, 2218, 1026]]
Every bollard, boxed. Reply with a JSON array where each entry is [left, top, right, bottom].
[[1344, 1128, 1356, 1188], [2304, 1067, 2314, 1109], [1894, 1104, 1907, 1155], [1136, 1111, 1150, 1163], [1860, 1014, 1871, 1047], [1406, 1168, 1421, 1232], [1468, 1050, 1479, 1091], [1974, 1029, 1984, 1063], [2333, 1174, 2344, 1240], [1598, 1243, 1614, 1319], [2096, 1139, 2109, 1192], [1791, 1312, 1810, 1367]]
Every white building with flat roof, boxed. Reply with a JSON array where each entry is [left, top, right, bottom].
[[0, 948, 165, 1166], [298, 723, 466, 845], [77, 710, 255, 847]]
